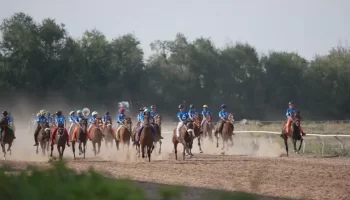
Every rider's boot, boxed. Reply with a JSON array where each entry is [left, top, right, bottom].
[[33, 134, 39, 146]]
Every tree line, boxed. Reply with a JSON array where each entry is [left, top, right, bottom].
[[0, 12, 349, 120]]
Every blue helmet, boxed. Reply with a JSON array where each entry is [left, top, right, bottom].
[[221, 104, 227, 108], [144, 108, 150, 113]]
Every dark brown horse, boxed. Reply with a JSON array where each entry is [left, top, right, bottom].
[[215, 113, 234, 151], [50, 127, 68, 160], [116, 117, 132, 150], [281, 111, 304, 156], [103, 119, 115, 148], [90, 118, 104, 156], [0, 125, 15, 159], [36, 122, 51, 156], [193, 113, 203, 153], [152, 114, 163, 154], [71, 118, 88, 159], [172, 120, 195, 160], [137, 114, 154, 161], [202, 114, 214, 142]]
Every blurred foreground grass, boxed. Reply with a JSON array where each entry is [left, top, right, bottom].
[[0, 161, 285, 200]]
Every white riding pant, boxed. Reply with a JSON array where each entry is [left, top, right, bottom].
[[176, 121, 187, 137], [88, 124, 93, 132], [200, 119, 206, 126], [68, 123, 75, 134]]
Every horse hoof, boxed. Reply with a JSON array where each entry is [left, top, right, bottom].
[[199, 151, 203, 153]]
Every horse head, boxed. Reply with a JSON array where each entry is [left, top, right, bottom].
[[57, 127, 64, 137], [228, 113, 235, 124], [106, 120, 112, 129], [193, 113, 202, 126], [155, 114, 162, 126], [205, 114, 212, 124], [124, 117, 132, 131], [185, 119, 195, 137], [143, 114, 150, 126], [79, 119, 88, 133]]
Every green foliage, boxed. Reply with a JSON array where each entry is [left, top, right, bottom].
[[0, 161, 269, 200], [1, 12, 350, 120]]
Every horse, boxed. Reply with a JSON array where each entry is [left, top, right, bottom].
[[50, 127, 68, 160], [192, 113, 203, 153], [172, 119, 195, 160], [215, 113, 234, 151], [281, 111, 304, 156], [202, 114, 214, 142], [152, 114, 163, 154], [90, 118, 104, 156], [116, 117, 132, 150], [136, 114, 154, 161], [0, 125, 15, 159], [103, 120, 115, 148], [71, 118, 88, 159], [36, 122, 51, 156]]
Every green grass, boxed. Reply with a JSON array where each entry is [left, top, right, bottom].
[[0, 161, 291, 200]]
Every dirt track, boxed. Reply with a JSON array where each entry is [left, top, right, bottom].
[[1, 127, 350, 200]]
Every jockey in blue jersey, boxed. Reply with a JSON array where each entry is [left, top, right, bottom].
[[102, 111, 112, 124], [88, 111, 98, 133], [137, 108, 144, 127], [150, 105, 158, 121], [215, 104, 229, 135], [188, 104, 198, 121], [3, 111, 16, 139], [47, 112, 53, 126], [116, 108, 126, 127], [50, 111, 69, 146], [136, 108, 156, 144], [201, 105, 212, 126], [75, 110, 84, 122], [284, 101, 305, 136], [34, 110, 48, 146], [176, 104, 190, 138], [68, 111, 77, 135]]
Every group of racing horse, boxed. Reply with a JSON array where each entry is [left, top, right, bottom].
[[0, 101, 305, 161]]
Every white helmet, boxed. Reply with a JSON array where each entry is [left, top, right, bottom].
[[36, 112, 40, 117], [92, 111, 98, 116], [69, 111, 75, 116]]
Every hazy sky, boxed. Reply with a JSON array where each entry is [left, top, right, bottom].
[[1, 0, 349, 59]]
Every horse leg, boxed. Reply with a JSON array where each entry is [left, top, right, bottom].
[[198, 137, 203, 153], [41, 143, 46, 156], [92, 142, 96, 156], [36, 144, 39, 154], [182, 143, 186, 161], [116, 140, 119, 150], [173, 141, 178, 160], [7, 143, 12, 155], [147, 146, 151, 162], [1, 142, 6, 159], [72, 142, 76, 159], [50, 143, 54, 157], [78, 142, 83, 155], [216, 134, 219, 148], [60, 145, 65, 160], [141, 144, 145, 158], [83, 141, 86, 159], [293, 139, 297, 153], [97, 142, 101, 155], [284, 137, 289, 157], [158, 140, 162, 154], [298, 139, 303, 153]]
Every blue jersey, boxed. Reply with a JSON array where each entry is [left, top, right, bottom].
[[117, 114, 125, 123], [150, 111, 158, 119], [202, 110, 212, 117], [37, 116, 48, 124], [102, 115, 112, 122], [137, 113, 144, 123], [69, 116, 76, 123], [286, 108, 296, 118], [177, 112, 189, 121], [75, 116, 83, 122], [47, 117, 53, 123], [219, 110, 229, 120], [188, 110, 198, 118], [89, 116, 97, 124], [7, 116, 13, 123], [55, 116, 66, 127]]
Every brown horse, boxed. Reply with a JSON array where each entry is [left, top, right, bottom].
[[193, 113, 203, 153], [90, 118, 104, 156], [172, 120, 195, 160], [136, 114, 154, 161], [71, 118, 88, 159], [36, 122, 51, 156], [103, 120, 115, 148], [116, 117, 132, 150], [152, 114, 163, 154], [0, 125, 15, 159], [202, 114, 214, 142], [50, 127, 68, 160], [281, 111, 304, 156], [215, 113, 234, 151]]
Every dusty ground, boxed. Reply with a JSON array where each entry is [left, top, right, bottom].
[[1, 124, 350, 200]]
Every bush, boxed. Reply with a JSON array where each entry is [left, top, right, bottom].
[[0, 161, 265, 200]]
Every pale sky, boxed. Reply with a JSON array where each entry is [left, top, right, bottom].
[[1, 0, 349, 60]]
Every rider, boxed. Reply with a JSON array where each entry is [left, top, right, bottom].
[[102, 111, 112, 126], [7, 112, 16, 137], [188, 104, 198, 121], [216, 104, 229, 136], [176, 104, 189, 138], [136, 108, 156, 144], [285, 101, 305, 136], [88, 111, 98, 133], [51, 111, 70, 147], [47, 112, 53, 126], [68, 111, 76, 134], [116, 108, 126, 127], [76, 110, 84, 122], [0, 111, 9, 140], [137, 108, 144, 127], [34, 110, 48, 146], [150, 105, 158, 121], [201, 105, 212, 126]]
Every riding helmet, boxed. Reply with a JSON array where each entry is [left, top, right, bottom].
[[178, 104, 184, 109], [119, 108, 125, 113], [105, 111, 110, 115], [139, 107, 144, 111], [69, 111, 75, 116], [203, 105, 208, 108], [77, 110, 82, 114], [221, 104, 227, 108], [289, 101, 294, 105], [150, 105, 156, 109], [189, 104, 195, 109], [56, 111, 62, 116], [2, 111, 8, 116]]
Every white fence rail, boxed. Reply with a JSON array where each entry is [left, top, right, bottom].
[[163, 131, 350, 156]]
